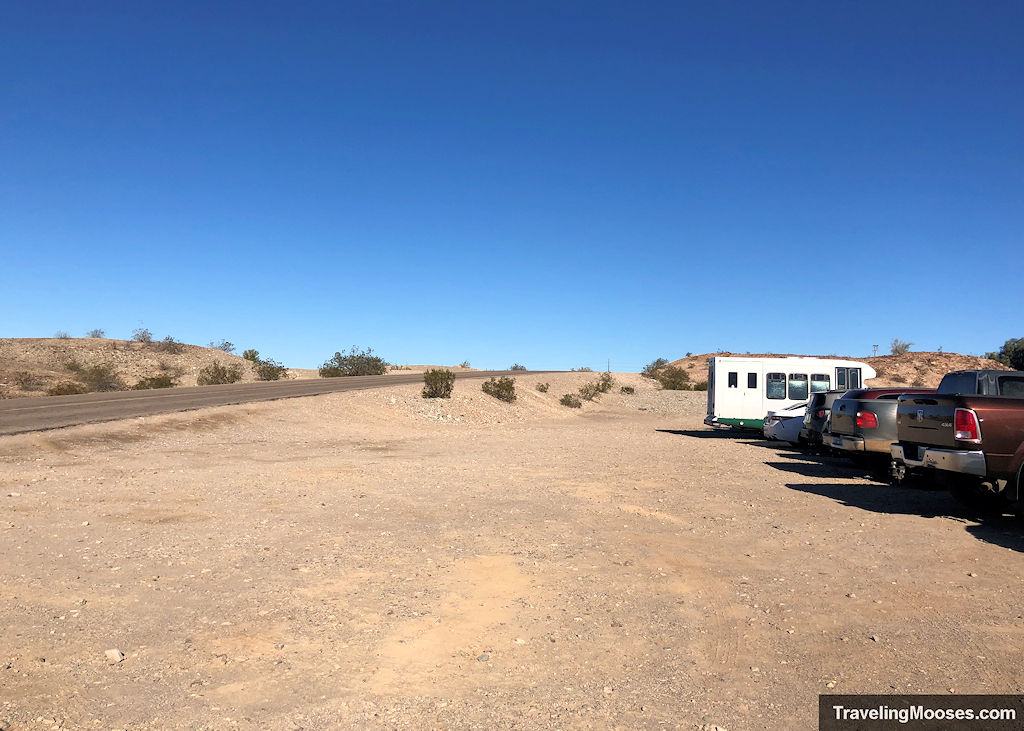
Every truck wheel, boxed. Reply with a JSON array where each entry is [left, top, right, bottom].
[[948, 475, 1010, 515]]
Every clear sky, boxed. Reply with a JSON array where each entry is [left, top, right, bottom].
[[2, 1, 1021, 371]]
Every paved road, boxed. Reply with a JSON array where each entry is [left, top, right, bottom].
[[0, 371, 544, 436]]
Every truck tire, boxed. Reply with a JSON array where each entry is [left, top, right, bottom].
[[947, 475, 1010, 515]]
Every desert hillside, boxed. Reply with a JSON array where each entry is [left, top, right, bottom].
[[0, 338, 267, 398], [665, 351, 1011, 389], [0, 338, 485, 399]]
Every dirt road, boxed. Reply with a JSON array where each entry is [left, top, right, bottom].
[[1, 373, 1021, 729]]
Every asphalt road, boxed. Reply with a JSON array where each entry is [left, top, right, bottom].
[[0, 371, 543, 436]]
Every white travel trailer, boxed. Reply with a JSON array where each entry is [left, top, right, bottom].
[[703, 356, 876, 429]]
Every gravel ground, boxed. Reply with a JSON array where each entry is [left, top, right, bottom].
[[1, 372, 1022, 730]]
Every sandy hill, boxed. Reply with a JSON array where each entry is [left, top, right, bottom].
[[665, 351, 1011, 389], [0, 338, 485, 399], [0, 337, 264, 398]]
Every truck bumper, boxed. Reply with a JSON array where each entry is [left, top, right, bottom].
[[890, 444, 987, 477], [829, 434, 865, 452]]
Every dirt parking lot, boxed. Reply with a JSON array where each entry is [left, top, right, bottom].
[[2, 372, 1022, 730]]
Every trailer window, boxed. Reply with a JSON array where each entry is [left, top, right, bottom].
[[788, 373, 809, 400], [728, 372, 738, 388], [836, 368, 847, 390], [810, 374, 830, 393], [766, 373, 786, 399], [747, 372, 757, 389], [849, 368, 861, 389]]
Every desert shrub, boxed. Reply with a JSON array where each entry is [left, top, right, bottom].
[[241, 349, 288, 380], [54, 330, 71, 339], [64, 357, 83, 373], [208, 339, 235, 353], [559, 393, 582, 408], [320, 347, 388, 377], [79, 364, 125, 392], [197, 362, 244, 385], [597, 372, 614, 393], [578, 381, 602, 401], [873, 365, 888, 377], [132, 328, 153, 344], [685, 351, 692, 357], [156, 336, 184, 354], [570, 366, 593, 373], [890, 338, 913, 356], [47, 381, 89, 396], [422, 369, 455, 399], [620, 385, 635, 395], [657, 366, 691, 390], [459, 360, 471, 368], [12, 371, 41, 389], [693, 381, 709, 391], [641, 358, 669, 379], [253, 358, 288, 381], [482, 376, 516, 403], [510, 363, 527, 371], [86, 328, 105, 338], [536, 382, 550, 393], [892, 374, 907, 384], [911, 376, 926, 387], [131, 374, 177, 390]]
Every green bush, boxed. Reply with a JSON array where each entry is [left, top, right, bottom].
[[510, 363, 527, 371], [559, 393, 582, 408], [156, 336, 184, 354], [890, 338, 913, 356], [482, 376, 516, 403], [132, 328, 153, 344], [320, 347, 388, 377], [693, 381, 708, 391], [132, 375, 177, 390], [79, 364, 125, 392], [657, 366, 691, 390], [197, 362, 244, 385], [620, 385, 635, 395], [47, 381, 89, 396], [578, 381, 602, 401], [536, 382, 550, 393], [242, 349, 288, 380], [641, 358, 668, 379], [422, 369, 456, 398], [985, 337, 1024, 370]]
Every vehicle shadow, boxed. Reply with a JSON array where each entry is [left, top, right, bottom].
[[786, 482, 1024, 552]]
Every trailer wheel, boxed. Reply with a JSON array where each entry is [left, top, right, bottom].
[[947, 475, 1010, 515]]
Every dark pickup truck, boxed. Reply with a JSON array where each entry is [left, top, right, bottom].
[[828, 388, 935, 463], [890, 370, 1024, 508]]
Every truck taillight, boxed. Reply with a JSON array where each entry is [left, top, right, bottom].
[[816, 410, 826, 419], [855, 411, 878, 429], [954, 408, 982, 443]]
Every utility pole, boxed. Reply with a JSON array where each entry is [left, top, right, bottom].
[[872, 344, 878, 357]]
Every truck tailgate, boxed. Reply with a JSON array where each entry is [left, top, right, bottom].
[[830, 397, 859, 436], [896, 395, 958, 449]]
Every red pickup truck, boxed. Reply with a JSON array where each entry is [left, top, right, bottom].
[[890, 370, 1024, 511]]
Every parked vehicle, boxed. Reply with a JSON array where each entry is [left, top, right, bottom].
[[799, 390, 847, 447], [890, 370, 1024, 509], [763, 402, 807, 443], [827, 388, 935, 463], [704, 357, 875, 430]]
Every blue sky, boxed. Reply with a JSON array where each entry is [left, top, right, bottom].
[[2, 1, 1021, 371]]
